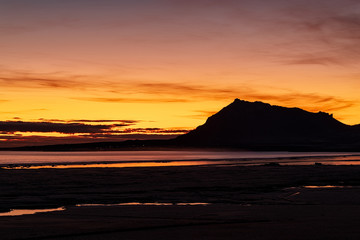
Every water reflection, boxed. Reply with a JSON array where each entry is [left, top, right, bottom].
[[76, 202, 210, 206], [303, 185, 349, 189], [176, 202, 210, 206], [0, 207, 65, 217], [3, 153, 360, 170], [0, 203, 210, 217], [1, 151, 359, 166], [4, 161, 232, 169]]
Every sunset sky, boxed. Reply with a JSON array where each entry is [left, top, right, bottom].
[[1, 0, 360, 147]]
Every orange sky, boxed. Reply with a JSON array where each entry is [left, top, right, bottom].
[[1, 0, 360, 146]]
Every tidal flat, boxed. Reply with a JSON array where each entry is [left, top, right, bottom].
[[1, 164, 360, 239]]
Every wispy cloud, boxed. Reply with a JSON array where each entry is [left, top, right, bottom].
[[278, 4, 360, 66], [37, 118, 140, 124], [244, 92, 355, 113], [114, 128, 190, 134], [0, 121, 122, 134], [302, 14, 360, 42], [74, 81, 356, 114], [1, 67, 356, 115], [283, 56, 343, 66], [0, 71, 91, 90], [74, 97, 191, 103], [0, 119, 190, 135], [74, 81, 250, 103], [184, 110, 219, 119], [0, 133, 178, 148]]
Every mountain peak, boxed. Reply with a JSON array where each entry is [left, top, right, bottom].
[[232, 98, 264, 105], [229, 99, 274, 109], [176, 99, 356, 150]]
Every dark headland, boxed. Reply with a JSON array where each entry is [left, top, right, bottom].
[[177, 99, 360, 151], [3, 99, 360, 151]]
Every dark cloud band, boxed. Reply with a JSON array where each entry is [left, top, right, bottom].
[[0, 121, 117, 134]]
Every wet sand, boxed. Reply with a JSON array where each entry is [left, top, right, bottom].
[[1, 164, 360, 239]]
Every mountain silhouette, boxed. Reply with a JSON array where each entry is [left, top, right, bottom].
[[3, 99, 360, 151], [175, 99, 360, 150]]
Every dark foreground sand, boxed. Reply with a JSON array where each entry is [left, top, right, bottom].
[[1, 164, 360, 239]]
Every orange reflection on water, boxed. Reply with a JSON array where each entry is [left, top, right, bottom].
[[5, 160, 231, 169], [76, 202, 210, 206], [0, 207, 65, 217], [303, 185, 347, 189], [176, 202, 210, 206]]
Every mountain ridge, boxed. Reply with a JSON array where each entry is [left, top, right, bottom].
[[2, 99, 360, 151], [175, 99, 360, 150]]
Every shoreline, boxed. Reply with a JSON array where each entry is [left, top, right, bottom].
[[1, 164, 360, 239], [1, 152, 360, 168], [1, 164, 360, 210]]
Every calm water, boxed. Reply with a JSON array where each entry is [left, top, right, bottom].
[[1, 151, 360, 168], [0, 207, 65, 217]]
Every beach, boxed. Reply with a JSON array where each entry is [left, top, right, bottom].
[[1, 164, 360, 239]]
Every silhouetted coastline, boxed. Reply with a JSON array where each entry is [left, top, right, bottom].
[[2, 99, 360, 151]]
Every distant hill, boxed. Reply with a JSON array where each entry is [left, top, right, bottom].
[[3, 99, 360, 151], [175, 99, 360, 151]]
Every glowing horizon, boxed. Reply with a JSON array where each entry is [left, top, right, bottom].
[[1, 0, 360, 146]]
